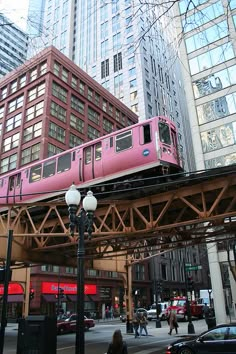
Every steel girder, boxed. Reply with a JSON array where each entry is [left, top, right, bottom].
[[0, 169, 235, 267]]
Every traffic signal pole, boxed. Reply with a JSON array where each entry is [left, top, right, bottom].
[[0, 230, 13, 354], [184, 262, 195, 334]]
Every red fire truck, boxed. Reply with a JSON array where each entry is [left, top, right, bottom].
[[165, 296, 204, 321]]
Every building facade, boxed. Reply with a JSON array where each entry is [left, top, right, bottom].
[[0, 14, 28, 78], [175, 0, 236, 319], [0, 46, 138, 175]]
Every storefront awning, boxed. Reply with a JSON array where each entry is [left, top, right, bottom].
[[42, 294, 57, 303], [7, 294, 24, 302], [67, 294, 99, 302]]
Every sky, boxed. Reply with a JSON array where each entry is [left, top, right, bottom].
[[0, 0, 29, 31]]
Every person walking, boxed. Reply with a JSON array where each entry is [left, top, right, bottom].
[[139, 313, 148, 336], [106, 329, 128, 354], [168, 310, 178, 335], [132, 313, 140, 338]]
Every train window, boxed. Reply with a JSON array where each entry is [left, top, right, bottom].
[[85, 147, 91, 164], [57, 153, 71, 173], [115, 130, 132, 152], [159, 122, 171, 145], [43, 160, 56, 178], [95, 143, 102, 160], [110, 137, 113, 147], [140, 124, 151, 144], [30, 165, 42, 183]]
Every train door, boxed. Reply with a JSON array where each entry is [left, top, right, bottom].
[[82, 142, 102, 182], [171, 128, 180, 165], [7, 172, 22, 203]]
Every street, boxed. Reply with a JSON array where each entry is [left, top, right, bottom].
[[3, 318, 209, 354]]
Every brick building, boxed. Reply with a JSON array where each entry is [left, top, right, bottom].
[[0, 46, 138, 175]]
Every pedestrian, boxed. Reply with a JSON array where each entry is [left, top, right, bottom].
[[139, 313, 148, 336], [106, 329, 128, 354], [203, 303, 209, 320], [168, 309, 178, 335], [132, 313, 140, 338]]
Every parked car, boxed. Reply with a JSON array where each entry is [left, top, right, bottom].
[[147, 302, 168, 321], [57, 314, 95, 335], [120, 308, 148, 322], [166, 323, 236, 354]]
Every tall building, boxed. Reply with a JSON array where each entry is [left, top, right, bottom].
[[175, 0, 236, 320], [29, 0, 196, 172], [176, 0, 236, 170], [0, 14, 28, 77], [0, 46, 138, 175]]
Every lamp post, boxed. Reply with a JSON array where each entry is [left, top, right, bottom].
[[65, 184, 97, 354]]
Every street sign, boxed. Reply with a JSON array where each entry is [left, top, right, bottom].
[[186, 265, 202, 271], [185, 263, 191, 267]]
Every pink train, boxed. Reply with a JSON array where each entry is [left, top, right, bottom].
[[0, 116, 183, 204]]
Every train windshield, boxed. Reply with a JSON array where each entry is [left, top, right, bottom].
[[159, 122, 171, 145]]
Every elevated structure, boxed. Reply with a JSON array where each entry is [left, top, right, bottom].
[[0, 165, 235, 321]]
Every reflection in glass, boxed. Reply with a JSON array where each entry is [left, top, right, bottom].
[[201, 123, 236, 153], [185, 20, 228, 54], [193, 65, 236, 98], [205, 152, 236, 169], [189, 43, 234, 76]]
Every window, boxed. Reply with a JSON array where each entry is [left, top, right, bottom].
[[69, 134, 83, 148], [10, 80, 17, 94], [115, 130, 132, 152], [85, 147, 91, 164], [0, 86, 7, 100], [134, 264, 145, 281], [71, 95, 85, 114], [48, 143, 63, 157], [114, 53, 122, 72], [161, 264, 167, 280], [19, 75, 26, 88], [57, 153, 71, 173], [62, 67, 69, 82], [30, 67, 38, 81], [101, 59, 109, 79], [88, 87, 93, 101], [28, 82, 46, 102], [70, 113, 84, 133], [49, 122, 65, 143], [130, 79, 137, 88], [21, 144, 40, 165], [95, 142, 102, 160], [52, 82, 67, 103], [87, 125, 100, 140], [103, 117, 113, 132], [39, 61, 47, 75], [26, 101, 44, 121], [71, 75, 78, 89], [50, 101, 66, 122], [159, 122, 171, 144], [3, 133, 20, 152], [79, 81, 85, 95], [142, 124, 151, 144], [8, 95, 24, 113], [102, 99, 107, 112], [88, 107, 100, 125], [130, 91, 137, 101], [129, 67, 136, 76], [53, 61, 60, 76], [5, 113, 22, 132], [43, 159, 56, 178], [0, 154, 17, 173], [23, 122, 42, 142]]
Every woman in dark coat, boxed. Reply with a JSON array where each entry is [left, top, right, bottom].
[[107, 329, 128, 354]]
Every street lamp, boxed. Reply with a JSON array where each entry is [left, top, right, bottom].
[[65, 184, 97, 354]]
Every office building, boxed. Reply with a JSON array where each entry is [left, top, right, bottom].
[[0, 14, 28, 77], [175, 0, 236, 320]]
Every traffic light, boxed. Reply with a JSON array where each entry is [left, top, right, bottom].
[[0, 268, 12, 283], [59, 287, 64, 298], [30, 288, 35, 300], [157, 281, 162, 293], [187, 276, 194, 290]]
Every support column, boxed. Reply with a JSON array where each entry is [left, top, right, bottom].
[[207, 241, 227, 323], [229, 270, 236, 320]]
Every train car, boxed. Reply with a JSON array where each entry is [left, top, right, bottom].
[[0, 116, 183, 205]]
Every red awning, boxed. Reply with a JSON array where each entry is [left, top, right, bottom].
[[3, 294, 24, 302], [67, 294, 99, 302], [42, 294, 57, 303]]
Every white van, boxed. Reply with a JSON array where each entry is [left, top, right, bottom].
[[147, 302, 168, 321]]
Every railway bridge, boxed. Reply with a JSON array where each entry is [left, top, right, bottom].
[[0, 165, 236, 318]]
